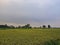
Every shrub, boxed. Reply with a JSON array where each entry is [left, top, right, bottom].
[[44, 39, 60, 45]]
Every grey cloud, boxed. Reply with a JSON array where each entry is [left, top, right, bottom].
[[0, 0, 60, 27]]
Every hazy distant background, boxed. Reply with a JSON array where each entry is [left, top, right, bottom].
[[0, 0, 60, 27]]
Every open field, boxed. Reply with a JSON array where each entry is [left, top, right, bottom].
[[0, 28, 60, 45]]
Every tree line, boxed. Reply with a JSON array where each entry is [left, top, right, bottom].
[[0, 24, 51, 29]]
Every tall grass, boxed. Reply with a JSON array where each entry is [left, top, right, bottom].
[[0, 29, 60, 45]]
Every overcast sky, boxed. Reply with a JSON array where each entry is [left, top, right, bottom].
[[0, 0, 60, 27]]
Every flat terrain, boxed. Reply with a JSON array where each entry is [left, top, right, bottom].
[[0, 28, 60, 45]]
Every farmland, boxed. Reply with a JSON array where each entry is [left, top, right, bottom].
[[0, 28, 60, 45]]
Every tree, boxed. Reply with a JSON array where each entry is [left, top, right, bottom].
[[40, 26, 41, 28], [22, 24, 32, 29], [17, 26, 21, 28], [10, 25, 15, 28], [0, 24, 10, 28], [25, 24, 30, 28], [43, 25, 46, 28], [48, 25, 51, 28]]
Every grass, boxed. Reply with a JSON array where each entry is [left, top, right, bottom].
[[0, 28, 60, 45]]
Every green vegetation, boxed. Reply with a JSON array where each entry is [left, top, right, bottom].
[[0, 28, 60, 45], [0, 24, 52, 29]]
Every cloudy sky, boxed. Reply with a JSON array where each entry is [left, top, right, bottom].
[[0, 0, 60, 27]]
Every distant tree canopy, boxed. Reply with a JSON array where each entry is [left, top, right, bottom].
[[22, 24, 32, 29], [0, 24, 15, 29], [17, 26, 21, 28], [43, 25, 46, 28], [9, 25, 15, 28], [0, 24, 51, 29], [0, 24, 9, 28], [48, 25, 51, 28]]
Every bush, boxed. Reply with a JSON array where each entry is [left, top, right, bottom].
[[44, 39, 60, 45]]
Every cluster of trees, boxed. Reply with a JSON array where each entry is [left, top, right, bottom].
[[0, 24, 32, 29], [43, 25, 51, 28], [17, 24, 32, 29], [0, 24, 15, 29], [0, 24, 51, 29]]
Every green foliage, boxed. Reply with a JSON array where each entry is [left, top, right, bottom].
[[43, 25, 46, 28], [44, 39, 60, 45], [22, 24, 32, 29], [48, 25, 51, 28]]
